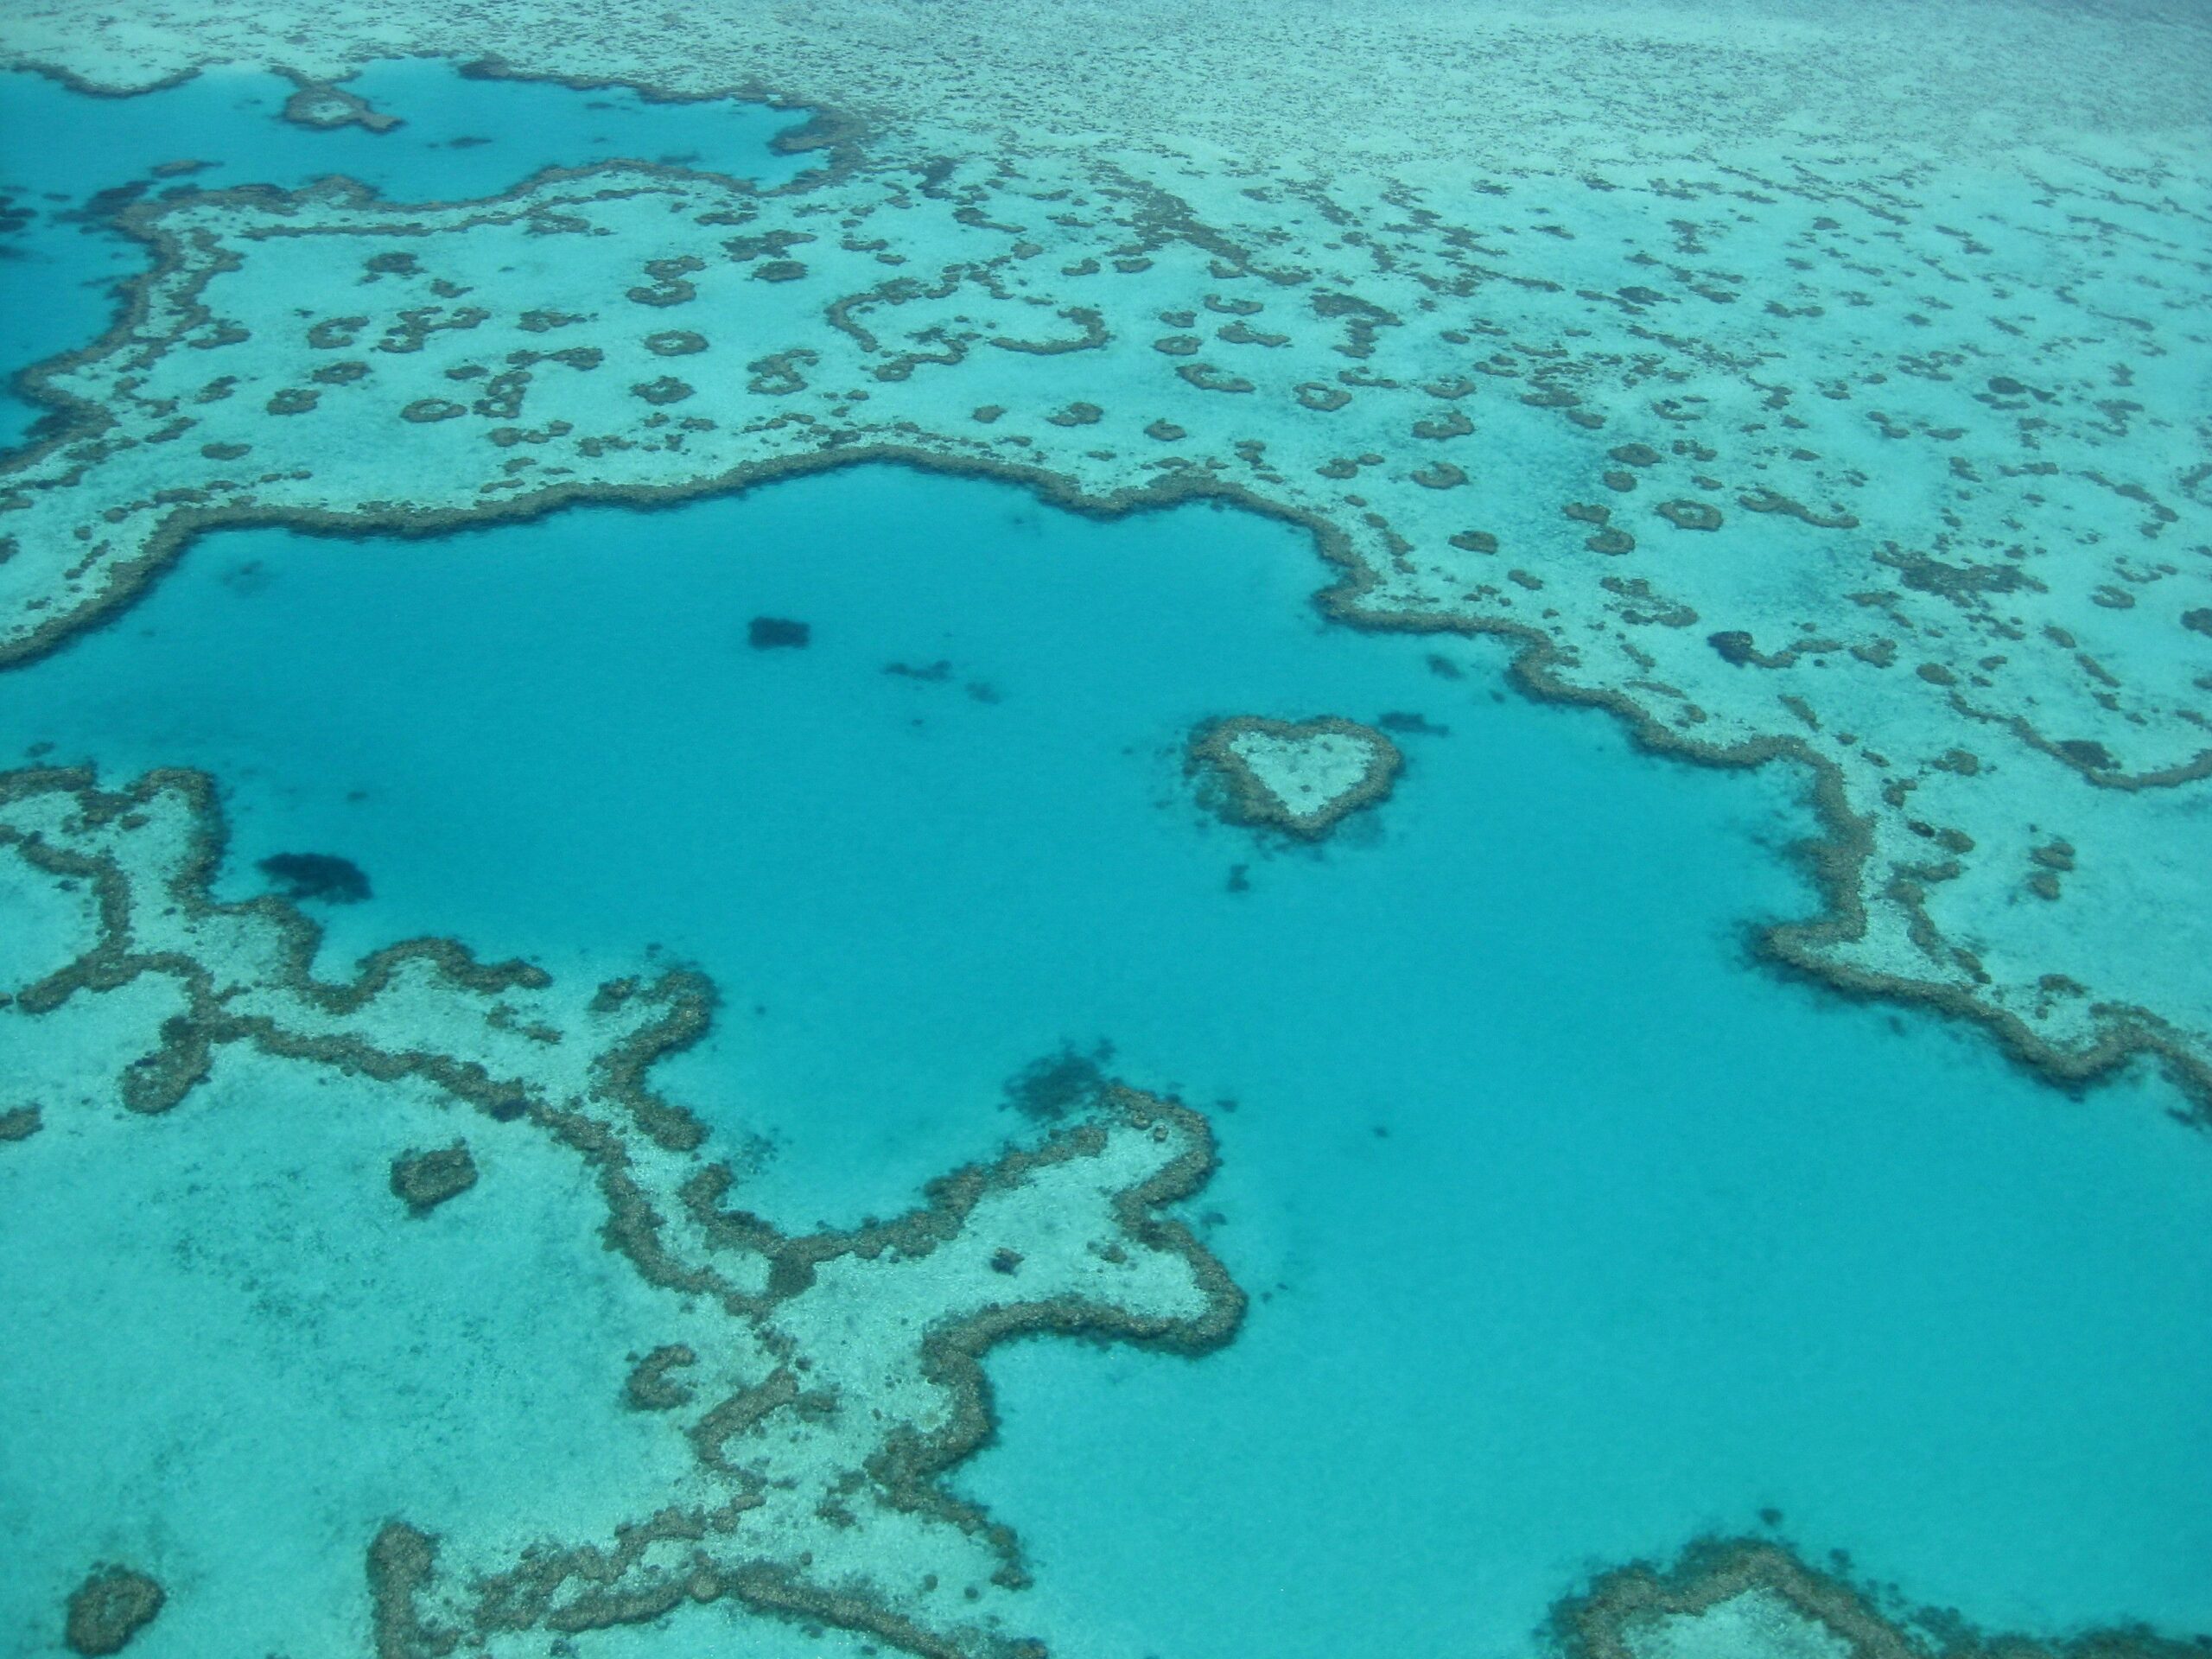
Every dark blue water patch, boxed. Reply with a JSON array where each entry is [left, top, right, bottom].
[[1, 463, 2205, 1656], [0, 59, 813, 449]]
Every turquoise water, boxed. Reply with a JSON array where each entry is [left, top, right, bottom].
[[3, 41, 2210, 1659], [3, 464, 2208, 1656], [0, 60, 810, 448]]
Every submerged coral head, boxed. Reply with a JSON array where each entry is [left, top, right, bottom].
[[257, 851, 371, 904], [64, 1565, 163, 1656], [748, 615, 811, 649]]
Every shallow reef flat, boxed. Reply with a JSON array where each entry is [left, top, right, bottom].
[[3, 0, 2209, 1103], [0, 766, 1240, 1656]]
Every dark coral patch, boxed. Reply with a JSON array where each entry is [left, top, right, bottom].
[[1707, 630, 1758, 665], [306, 315, 369, 349], [1656, 498, 1724, 531], [1412, 408, 1472, 440], [745, 349, 816, 396], [1177, 363, 1255, 394], [257, 852, 371, 904], [626, 1344, 699, 1410], [1002, 1045, 1110, 1122], [748, 616, 810, 650], [2057, 738, 2115, 771], [626, 255, 705, 306], [391, 1141, 479, 1215], [1294, 382, 1351, 411], [65, 1566, 164, 1656]]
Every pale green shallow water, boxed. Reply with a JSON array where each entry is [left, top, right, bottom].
[[1, 47, 2209, 1659]]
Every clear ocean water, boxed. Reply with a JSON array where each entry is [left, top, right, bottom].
[[1, 51, 2208, 1659]]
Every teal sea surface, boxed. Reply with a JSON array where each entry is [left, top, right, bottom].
[[1, 55, 2209, 1659]]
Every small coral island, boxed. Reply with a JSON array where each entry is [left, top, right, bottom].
[[1189, 715, 1402, 840]]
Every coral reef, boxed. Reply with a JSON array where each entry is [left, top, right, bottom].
[[0, 74, 2200, 1102], [0, 4, 2208, 1650], [1190, 715, 1402, 839], [0, 765, 1243, 1656]]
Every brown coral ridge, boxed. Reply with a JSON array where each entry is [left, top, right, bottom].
[[0, 765, 580, 1120], [1548, 1536, 2205, 1659], [1, 763, 1244, 1659], [1187, 714, 1404, 840], [451, 54, 875, 185]]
